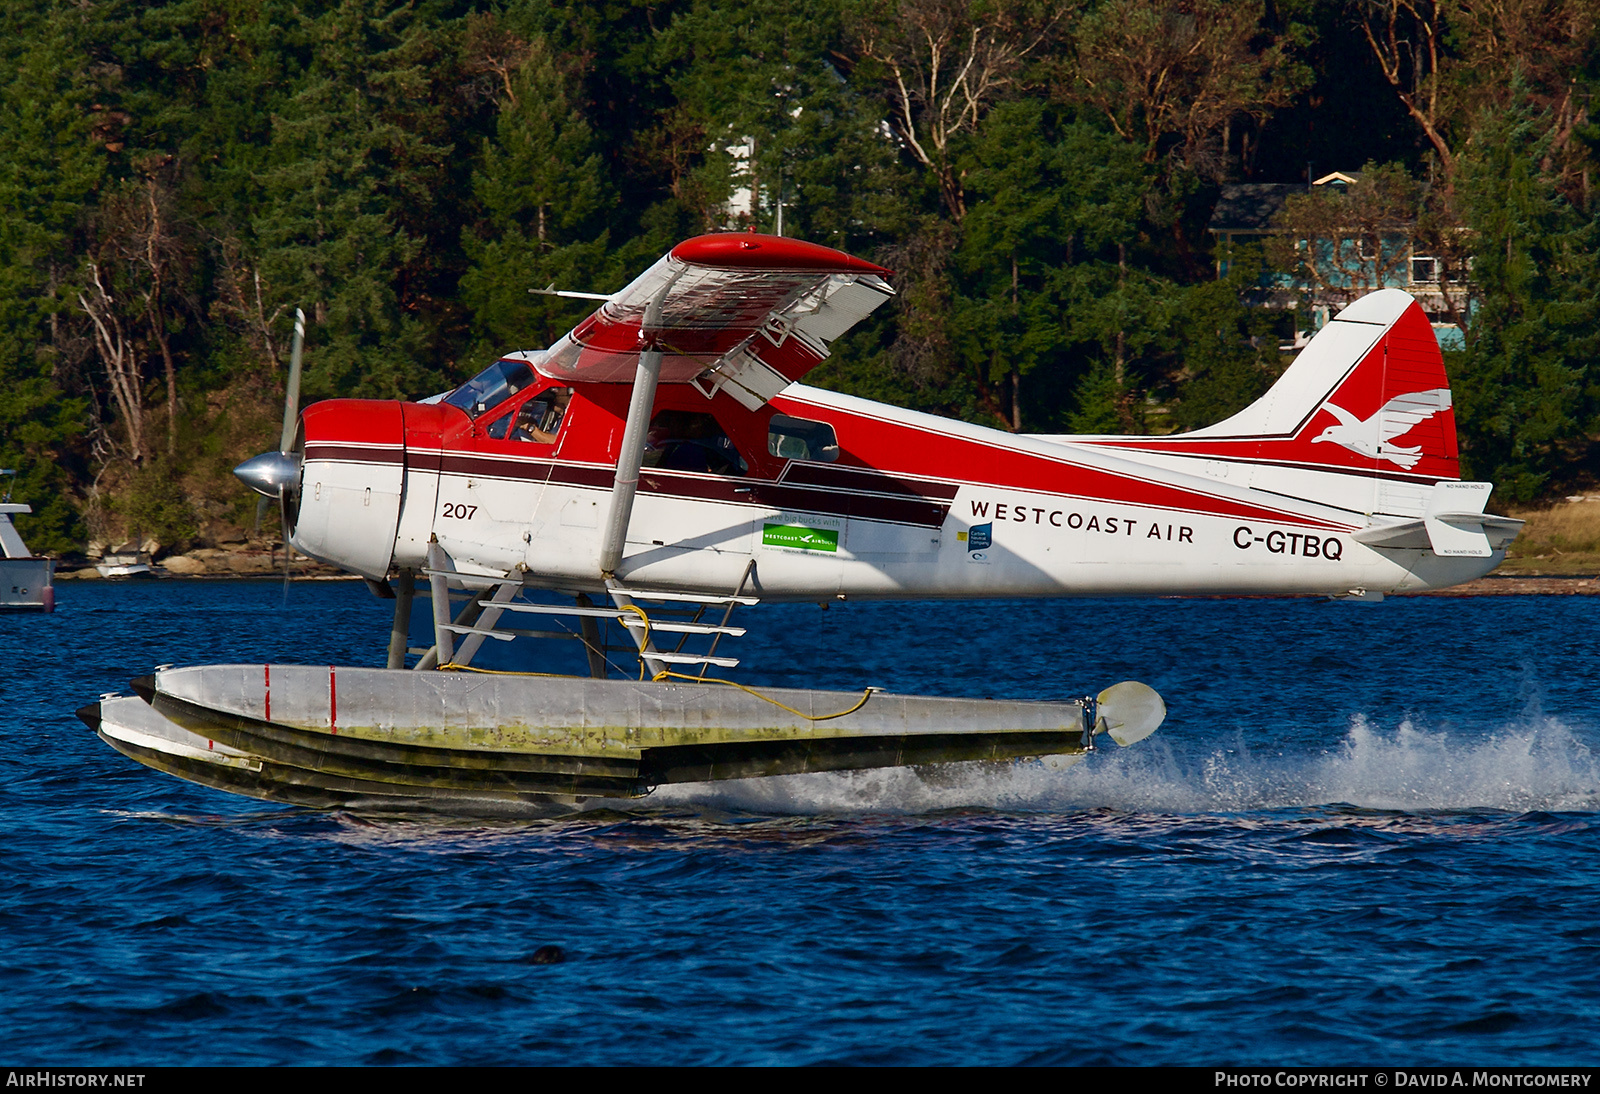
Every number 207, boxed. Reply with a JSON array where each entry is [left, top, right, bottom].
[[442, 503, 478, 519]]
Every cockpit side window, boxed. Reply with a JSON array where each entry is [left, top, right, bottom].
[[642, 410, 749, 475], [443, 359, 537, 419], [767, 414, 839, 463], [486, 386, 572, 443]]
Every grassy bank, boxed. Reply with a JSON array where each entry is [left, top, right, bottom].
[[1499, 497, 1600, 574]]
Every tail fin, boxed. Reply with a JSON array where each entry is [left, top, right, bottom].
[[1080, 289, 1462, 518], [1187, 288, 1459, 479]]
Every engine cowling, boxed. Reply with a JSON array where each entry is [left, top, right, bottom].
[[237, 399, 405, 582]]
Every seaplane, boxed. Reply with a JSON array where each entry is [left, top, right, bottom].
[[81, 232, 1521, 814]]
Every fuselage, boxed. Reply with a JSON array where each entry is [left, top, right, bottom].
[[289, 376, 1504, 601]]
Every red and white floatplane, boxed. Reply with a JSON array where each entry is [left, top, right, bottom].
[[82, 233, 1520, 814]]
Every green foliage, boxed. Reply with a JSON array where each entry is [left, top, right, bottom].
[[654, 0, 909, 248], [1164, 261, 1282, 432], [0, 0, 1595, 551], [458, 30, 614, 367], [952, 106, 1150, 427], [244, 1, 450, 399], [1453, 106, 1600, 500], [116, 457, 200, 547], [0, 2, 103, 552], [1065, 363, 1130, 434]]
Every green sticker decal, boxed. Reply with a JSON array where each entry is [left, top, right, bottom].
[[762, 523, 839, 552]]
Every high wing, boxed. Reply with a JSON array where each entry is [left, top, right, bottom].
[[531, 233, 895, 409]]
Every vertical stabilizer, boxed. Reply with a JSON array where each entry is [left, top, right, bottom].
[[1068, 289, 1464, 518]]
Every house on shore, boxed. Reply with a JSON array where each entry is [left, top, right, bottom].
[[1208, 171, 1470, 350]]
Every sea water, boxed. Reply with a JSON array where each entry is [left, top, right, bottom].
[[1, 580, 1597, 1065]]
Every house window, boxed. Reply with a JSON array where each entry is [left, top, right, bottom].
[[1411, 256, 1439, 284]]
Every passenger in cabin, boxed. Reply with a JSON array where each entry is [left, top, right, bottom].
[[643, 410, 747, 475], [766, 414, 840, 463]]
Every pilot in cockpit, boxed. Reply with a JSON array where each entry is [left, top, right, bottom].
[[507, 387, 571, 444]]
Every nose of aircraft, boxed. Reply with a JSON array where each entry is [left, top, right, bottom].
[[234, 450, 302, 497]]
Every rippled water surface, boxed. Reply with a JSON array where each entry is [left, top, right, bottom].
[[3, 580, 1598, 1065]]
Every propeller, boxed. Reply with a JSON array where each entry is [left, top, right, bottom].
[[237, 308, 306, 585]]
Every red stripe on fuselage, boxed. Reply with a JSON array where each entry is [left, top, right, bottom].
[[303, 380, 1353, 535], [303, 443, 404, 465], [773, 396, 1352, 532], [308, 416, 1346, 532]]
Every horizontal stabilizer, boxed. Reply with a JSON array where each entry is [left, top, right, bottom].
[[1352, 481, 1521, 557], [1424, 480, 1493, 557]]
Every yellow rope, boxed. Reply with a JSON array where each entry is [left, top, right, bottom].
[[650, 670, 878, 721], [437, 663, 573, 678], [615, 602, 652, 680]]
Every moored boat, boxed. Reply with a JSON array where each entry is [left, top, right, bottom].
[[0, 471, 55, 613], [94, 552, 155, 579]]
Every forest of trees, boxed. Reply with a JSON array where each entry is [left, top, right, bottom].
[[0, 0, 1596, 554]]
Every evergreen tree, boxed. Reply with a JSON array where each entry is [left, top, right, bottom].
[[458, 26, 613, 364], [245, 0, 454, 400], [1454, 105, 1600, 499], [0, 2, 105, 550]]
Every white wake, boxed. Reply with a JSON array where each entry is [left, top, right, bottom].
[[647, 714, 1600, 817]]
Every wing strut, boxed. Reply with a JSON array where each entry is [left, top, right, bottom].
[[597, 270, 685, 578]]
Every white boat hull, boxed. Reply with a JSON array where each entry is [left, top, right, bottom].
[[0, 558, 54, 612]]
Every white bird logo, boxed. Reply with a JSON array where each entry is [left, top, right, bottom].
[[1310, 388, 1452, 470]]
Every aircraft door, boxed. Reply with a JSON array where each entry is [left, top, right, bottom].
[[436, 386, 565, 577], [620, 409, 755, 586]]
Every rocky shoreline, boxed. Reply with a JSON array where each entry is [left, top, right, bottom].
[[1397, 573, 1599, 596], [54, 545, 349, 580]]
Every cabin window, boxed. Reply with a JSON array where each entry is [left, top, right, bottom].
[[643, 410, 748, 475], [443, 359, 537, 419], [486, 386, 572, 443], [767, 414, 839, 463]]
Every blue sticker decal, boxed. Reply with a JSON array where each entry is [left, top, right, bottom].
[[967, 523, 992, 552]]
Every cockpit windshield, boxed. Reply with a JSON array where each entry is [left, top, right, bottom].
[[442, 360, 537, 419]]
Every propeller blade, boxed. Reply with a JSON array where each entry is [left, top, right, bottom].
[[1095, 681, 1166, 747], [277, 307, 305, 604], [279, 307, 305, 454]]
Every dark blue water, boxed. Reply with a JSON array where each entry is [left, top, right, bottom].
[[3, 579, 1597, 1065]]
